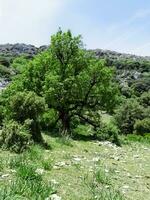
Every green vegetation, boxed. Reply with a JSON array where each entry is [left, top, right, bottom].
[[0, 29, 120, 148], [0, 30, 149, 199], [0, 135, 150, 200], [0, 120, 32, 153]]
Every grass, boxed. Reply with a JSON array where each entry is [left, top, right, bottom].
[[0, 134, 150, 200]]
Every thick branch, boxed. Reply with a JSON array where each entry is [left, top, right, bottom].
[[76, 113, 99, 129]]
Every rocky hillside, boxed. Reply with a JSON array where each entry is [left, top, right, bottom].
[[0, 44, 150, 95], [0, 43, 47, 57]]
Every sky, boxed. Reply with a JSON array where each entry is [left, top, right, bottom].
[[0, 0, 150, 56]]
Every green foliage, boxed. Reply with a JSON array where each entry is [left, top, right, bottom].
[[139, 91, 150, 107], [134, 118, 150, 135], [84, 167, 125, 200], [0, 56, 11, 67], [6, 91, 45, 122], [96, 121, 121, 145], [0, 64, 12, 78], [95, 168, 111, 185], [41, 158, 53, 171], [0, 104, 4, 126], [40, 109, 58, 130], [131, 78, 150, 96], [12, 56, 29, 73], [5, 91, 46, 143], [73, 124, 92, 136], [0, 120, 32, 153], [16, 162, 42, 181], [121, 134, 150, 144], [0, 177, 54, 200], [1, 29, 119, 138], [115, 98, 143, 134], [43, 30, 119, 135], [0, 160, 55, 200]]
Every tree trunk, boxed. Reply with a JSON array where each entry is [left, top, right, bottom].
[[59, 111, 70, 136], [31, 120, 43, 143]]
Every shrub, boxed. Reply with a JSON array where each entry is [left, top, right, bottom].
[[0, 56, 10, 67], [139, 91, 150, 107], [134, 118, 150, 135], [6, 91, 46, 143], [0, 120, 33, 153], [12, 56, 29, 73], [0, 64, 12, 78], [115, 98, 143, 134], [121, 134, 150, 144], [96, 121, 121, 145], [73, 124, 92, 136]]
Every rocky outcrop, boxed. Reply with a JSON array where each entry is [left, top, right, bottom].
[[92, 49, 150, 62], [0, 43, 48, 57]]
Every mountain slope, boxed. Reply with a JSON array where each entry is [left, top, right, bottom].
[[0, 44, 150, 95]]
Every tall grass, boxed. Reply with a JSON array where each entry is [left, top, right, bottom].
[[0, 145, 55, 199], [84, 167, 124, 200]]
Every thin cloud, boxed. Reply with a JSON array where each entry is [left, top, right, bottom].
[[105, 9, 150, 49], [133, 9, 150, 20], [0, 0, 67, 45], [133, 42, 150, 54]]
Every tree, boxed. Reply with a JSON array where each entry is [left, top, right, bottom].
[[2, 30, 119, 136], [43, 30, 119, 135]]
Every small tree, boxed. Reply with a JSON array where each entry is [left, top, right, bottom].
[[6, 91, 45, 142], [115, 98, 144, 134]]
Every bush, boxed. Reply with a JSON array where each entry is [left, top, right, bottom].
[[96, 121, 121, 145], [115, 98, 143, 134], [0, 64, 12, 78], [139, 91, 150, 107], [6, 91, 46, 143], [121, 134, 150, 144], [0, 56, 10, 67], [73, 124, 92, 136], [134, 118, 150, 135], [0, 120, 33, 153], [12, 56, 29, 73]]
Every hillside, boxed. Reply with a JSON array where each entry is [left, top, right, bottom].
[[0, 44, 150, 95], [0, 32, 150, 200], [0, 135, 150, 200]]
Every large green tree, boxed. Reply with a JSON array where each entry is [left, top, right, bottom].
[[2, 30, 119, 136]]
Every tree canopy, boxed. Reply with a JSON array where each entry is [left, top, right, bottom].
[[1, 30, 119, 138]]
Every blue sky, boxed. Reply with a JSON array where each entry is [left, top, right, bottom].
[[0, 0, 150, 56]]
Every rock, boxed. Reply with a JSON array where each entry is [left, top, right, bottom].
[[50, 179, 59, 185], [9, 169, 16, 173], [73, 158, 81, 162], [35, 168, 44, 175], [105, 169, 109, 173], [135, 175, 142, 179], [92, 157, 100, 162], [54, 161, 71, 168], [133, 155, 139, 158], [46, 194, 61, 200], [0, 174, 9, 179], [122, 185, 129, 189]]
